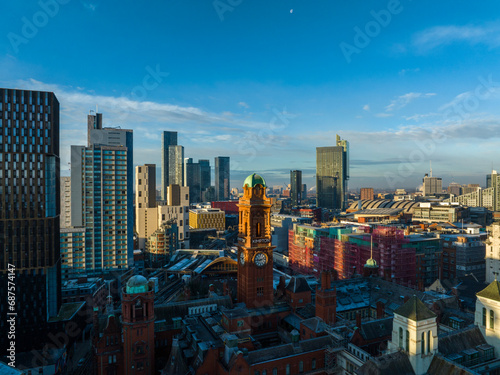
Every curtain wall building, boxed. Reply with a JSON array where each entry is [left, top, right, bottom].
[[161, 131, 177, 200], [215, 156, 230, 201], [316, 135, 349, 210], [0, 88, 61, 352]]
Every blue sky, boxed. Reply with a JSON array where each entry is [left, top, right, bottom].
[[2, 0, 500, 190]]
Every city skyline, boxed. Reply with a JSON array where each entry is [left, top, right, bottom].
[[2, 2, 500, 190]]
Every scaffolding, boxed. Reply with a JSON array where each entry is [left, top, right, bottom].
[[288, 229, 314, 275]]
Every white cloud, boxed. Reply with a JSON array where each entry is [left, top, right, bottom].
[[363, 104, 370, 111], [413, 22, 500, 52], [375, 113, 393, 118], [398, 68, 420, 76], [238, 101, 250, 108], [385, 92, 436, 112]]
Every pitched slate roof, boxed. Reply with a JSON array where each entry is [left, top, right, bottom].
[[246, 336, 334, 365], [394, 295, 436, 321], [426, 354, 478, 375], [476, 280, 500, 302], [301, 317, 327, 333], [438, 326, 487, 357], [359, 317, 393, 341], [355, 351, 415, 375], [286, 277, 312, 293]]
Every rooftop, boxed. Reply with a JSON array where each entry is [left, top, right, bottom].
[[476, 280, 500, 302], [394, 295, 436, 321]]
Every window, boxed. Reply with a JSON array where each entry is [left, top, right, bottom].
[[237, 320, 244, 327], [483, 308, 487, 326], [286, 364, 290, 375], [138, 179, 142, 185], [299, 361, 304, 373], [256, 222, 261, 237], [399, 327, 403, 349], [273, 368, 278, 375], [254, 372, 260, 375], [427, 331, 431, 353], [405, 330, 409, 352], [421, 332, 425, 354], [312, 358, 316, 370], [491, 310, 495, 329]]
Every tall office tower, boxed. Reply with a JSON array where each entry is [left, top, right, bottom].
[[215, 156, 230, 201], [0, 88, 61, 353], [136, 164, 156, 210], [199, 159, 211, 191], [316, 134, 349, 210], [290, 170, 302, 207], [302, 184, 307, 201], [184, 158, 201, 203], [168, 145, 184, 186], [161, 131, 177, 200], [183, 157, 193, 186], [422, 173, 443, 196], [71, 112, 133, 275], [360, 187, 374, 200], [60, 176, 72, 228]]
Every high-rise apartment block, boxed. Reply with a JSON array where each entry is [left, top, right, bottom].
[[169, 145, 184, 186], [136, 164, 156, 210], [316, 134, 349, 210], [135, 168, 189, 250], [161, 131, 177, 200], [290, 170, 302, 207], [215, 156, 230, 200], [60, 176, 71, 228], [360, 188, 374, 201], [71, 113, 133, 275], [0, 88, 61, 352]]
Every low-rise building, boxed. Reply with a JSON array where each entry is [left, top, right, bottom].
[[189, 208, 225, 231]]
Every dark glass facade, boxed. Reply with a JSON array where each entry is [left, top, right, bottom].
[[0, 88, 61, 352]]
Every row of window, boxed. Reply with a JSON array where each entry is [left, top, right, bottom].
[[482, 308, 495, 329], [254, 360, 314, 375]]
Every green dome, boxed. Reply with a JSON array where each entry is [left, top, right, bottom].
[[243, 173, 266, 188], [126, 275, 150, 294], [364, 258, 378, 268]]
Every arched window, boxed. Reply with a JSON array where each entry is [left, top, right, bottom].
[[399, 327, 403, 349], [483, 308, 487, 326], [405, 330, 409, 352], [427, 330, 431, 353], [491, 310, 495, 330], [273, 368, 278, 375], [421, 332, 425, 354]]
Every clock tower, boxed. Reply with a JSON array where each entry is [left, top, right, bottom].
[[237, 173, 275, 308]]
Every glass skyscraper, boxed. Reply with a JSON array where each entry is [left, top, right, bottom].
[[316, 134, 349, 210], [0, 88, 61, 352], [215, 156, 230, 201], [290, 170, 302, 207], [161, 131, 177, 200]]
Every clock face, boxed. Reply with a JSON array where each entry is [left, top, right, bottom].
[[254, 252, 267, 267], [240, 252, 245, 265]]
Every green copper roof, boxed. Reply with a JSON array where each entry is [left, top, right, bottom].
[[477, 280, 500, 302], [126, 275, 150, 294], [364, 258, 378, 268], [394, 295, 436, 321], [243, 173, 266, 188]]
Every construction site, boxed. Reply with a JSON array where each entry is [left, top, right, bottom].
[[289, 225, 417, 287]]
